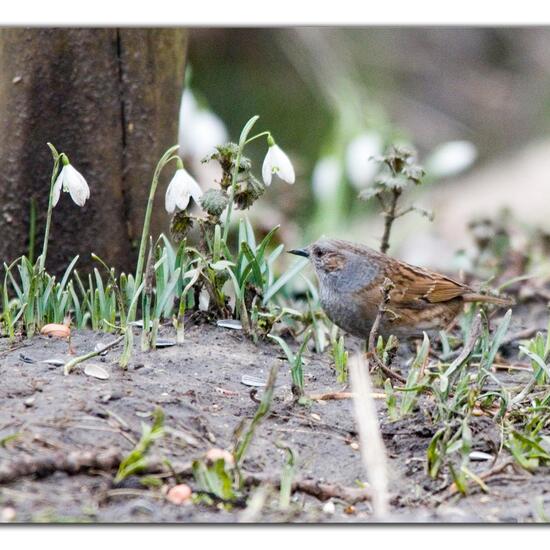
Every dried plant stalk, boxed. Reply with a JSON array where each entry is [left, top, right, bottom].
[[349, 354, 390, 519]]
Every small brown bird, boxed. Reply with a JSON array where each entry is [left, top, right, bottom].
[[289, 238, 511, 339]]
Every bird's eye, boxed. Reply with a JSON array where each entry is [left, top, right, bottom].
[[314, 248, 325, 258]]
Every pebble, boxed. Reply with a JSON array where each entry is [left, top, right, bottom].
[[323, 501, 335, 515], [24, 397, 35, 408], [167, 484, 192, 505]]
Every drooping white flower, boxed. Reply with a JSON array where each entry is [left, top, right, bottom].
[[425, 140, 477, 178], [312, 156, 342, 201], [345, 132, 383, 190], [179, 89, 228, 160], [262, 137, 295, 186], [165, 167, 203, 214], [52, 160, 90, 207]]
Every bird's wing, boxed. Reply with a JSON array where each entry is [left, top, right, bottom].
[[385, 262, 470, 306]]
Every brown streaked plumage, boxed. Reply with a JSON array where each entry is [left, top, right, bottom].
[[289, 238, 512, 339]]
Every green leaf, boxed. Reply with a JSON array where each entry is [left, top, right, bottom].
[[263, 258, 308, 305], [238, 115, 260, 147], [482, 309, 512, 370]]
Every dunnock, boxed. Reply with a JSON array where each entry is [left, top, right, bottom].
[[289, 238, 512, 339]]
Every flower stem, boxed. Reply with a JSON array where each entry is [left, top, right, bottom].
[[244, 131, 271, 146], [128, 144, 179, 323], [39, 144, 61, 272], [222, 147, 243, 243]]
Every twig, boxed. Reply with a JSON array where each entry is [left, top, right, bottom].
[[0, 447, 371, 505], [380, 188, 401, 254], [368, 352, 406, 385], [309, 391, 386, 401], [0, 449, 194, 485], [0, 449, 124, 483], [243, 474, 372, 504]]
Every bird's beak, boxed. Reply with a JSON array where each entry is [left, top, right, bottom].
[[288, 248, 309, 258]]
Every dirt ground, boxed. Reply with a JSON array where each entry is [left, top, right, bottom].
[[1, 309, 550, 523]]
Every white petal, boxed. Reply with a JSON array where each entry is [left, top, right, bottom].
[[165, 170, 192, 213], [178, 90, 198, 157], [188, 111, 228, 159], [165, 183, 177, 213], [52, 167, 64, 207], [345, 132, 383, 189], [270, 145, 295, 184], [426, 141, 477, 178], [312, 156, 341, 200], [178, 89, 228, 160], [262, 147, 274, 186], [181, 169, 203, 205], [65, 165, 90, 207]]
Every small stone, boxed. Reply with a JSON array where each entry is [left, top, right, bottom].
[[167, 484, 192, 505], [205, 448, 235, 466], [349, 441, 360, 451], [323, 500, 335, 515], [24, 397, 35, 408]]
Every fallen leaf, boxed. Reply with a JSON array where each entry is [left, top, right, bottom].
[[41, 323, 70, 338]]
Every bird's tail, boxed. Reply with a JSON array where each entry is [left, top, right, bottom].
[[462, 293, 514, 307]]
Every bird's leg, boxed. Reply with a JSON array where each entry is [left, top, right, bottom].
[[366, 279, 406, 385]]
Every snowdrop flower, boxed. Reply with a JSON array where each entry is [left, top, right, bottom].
[[345, 132, 383, 190], [425, 140, 477, 178], [52, 156, 90, 207], [165, 163, 203, 214], [312, 156, 342, 201], [179, 89, 228, 160], [262, 136, 295, 186]]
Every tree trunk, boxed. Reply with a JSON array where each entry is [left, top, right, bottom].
[[0, 28, 187, 274]]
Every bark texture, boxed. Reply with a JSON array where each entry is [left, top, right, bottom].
[[0, 28, 187, 274]]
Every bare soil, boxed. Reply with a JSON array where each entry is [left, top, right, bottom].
[[1, 309, 549, 523]]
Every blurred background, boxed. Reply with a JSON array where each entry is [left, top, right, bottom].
[[183, 27, 550, 275], [2, 27, 550, 279]]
